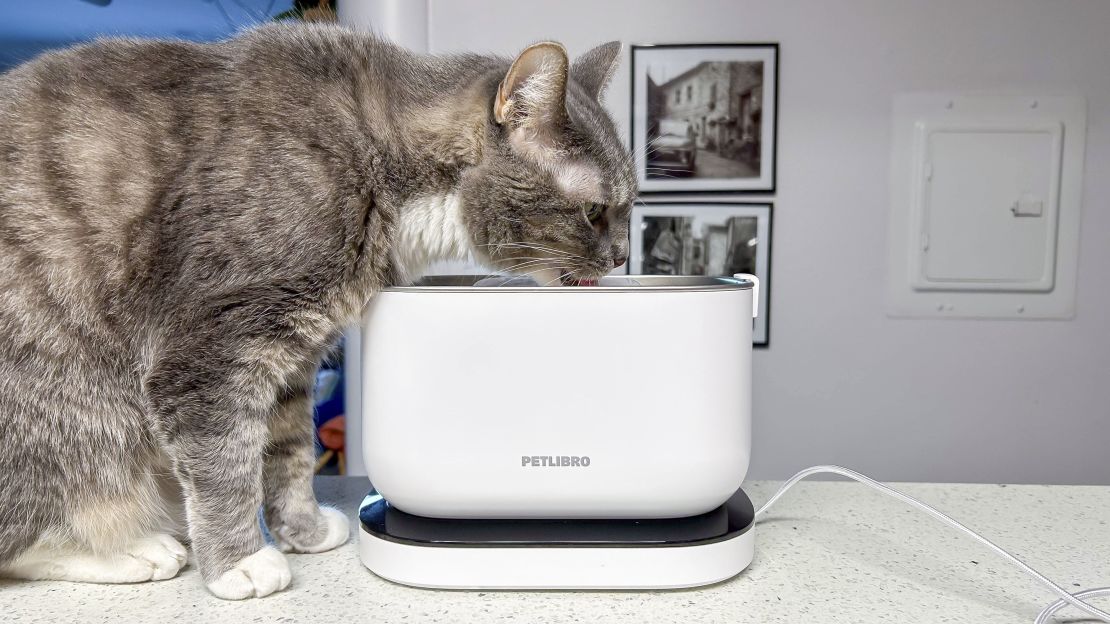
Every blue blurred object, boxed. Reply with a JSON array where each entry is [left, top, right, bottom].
[[313, 337, 345, 434], [313, 368, 344, 429], [313, 341, 346, 473], [0, 0, 294, 71], [314, 369, 340, 406]]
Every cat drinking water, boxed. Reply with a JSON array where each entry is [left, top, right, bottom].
[[0, 22, 634, 599]]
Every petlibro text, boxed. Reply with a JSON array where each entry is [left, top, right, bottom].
[[521, 455, 591, 467]]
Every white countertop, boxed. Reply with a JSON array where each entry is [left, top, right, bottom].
[[1, 476, 1107, 623]]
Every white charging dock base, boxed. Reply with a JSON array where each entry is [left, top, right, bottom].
[[357, 488, 755, 590]]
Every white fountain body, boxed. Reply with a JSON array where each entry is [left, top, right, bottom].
[[357, 275, 758, 589]]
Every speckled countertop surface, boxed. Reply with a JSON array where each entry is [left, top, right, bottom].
[[1, 477, 1107, 623]]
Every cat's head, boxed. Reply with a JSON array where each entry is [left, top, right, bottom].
[[461, 41, 636, 286]]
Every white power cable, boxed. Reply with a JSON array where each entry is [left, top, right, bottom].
[[754, 465, 1110, 623]]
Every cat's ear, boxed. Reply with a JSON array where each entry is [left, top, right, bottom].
[[494, 42, 569, 130], [572, 41, 622, 100]]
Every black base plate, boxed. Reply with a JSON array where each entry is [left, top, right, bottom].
[[359, 488, 754, 548]]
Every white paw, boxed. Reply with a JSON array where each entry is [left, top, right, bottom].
[[206, 546, 291, 600], [274, 507, 350, 554], [126, 534, 189, 581], [57, 553, 157, 584], [3, 534, 188, 583], [312, 507, 350, 553]]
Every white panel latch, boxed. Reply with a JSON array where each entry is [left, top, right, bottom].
[[1011, 193, 1044, 217]]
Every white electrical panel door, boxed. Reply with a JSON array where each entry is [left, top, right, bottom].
[[913, 122, 1062, 292], [888, 95, 1086, 319]]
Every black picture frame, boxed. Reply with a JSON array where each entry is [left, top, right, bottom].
[[630, 43, 779, 195], [628, 200, 773, 347]]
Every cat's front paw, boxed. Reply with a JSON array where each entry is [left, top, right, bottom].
[[127, 533, 189, 581], [272, 506, 350, 554], [206, 546, 291, 600]]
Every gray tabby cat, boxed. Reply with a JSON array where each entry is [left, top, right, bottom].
[[0, 22, 634, 599]]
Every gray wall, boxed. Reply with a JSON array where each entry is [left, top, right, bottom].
[[428, 0, 1110, 484]]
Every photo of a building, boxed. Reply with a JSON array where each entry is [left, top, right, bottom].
[[642, 215, 758, 276], [646, 61, 764, 179]]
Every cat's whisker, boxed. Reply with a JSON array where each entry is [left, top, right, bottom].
[[491, 255, 570, 272], [633, 146, 670, 162], [497, 262, 555, 272], [479, 241, 577, 256], [518, 264, 566, 278], [502, 260, 571, 278], [496, 264, 569, 286], [514, 250, 590, 262], [492, 253, 578, 268], [540, 270, 573, 287], [507, 243, 592, 261], [480, 242, 587, 262], [495, 254, 565, 265], [495, 260, 565, 275], [492, 255, 562, 262]]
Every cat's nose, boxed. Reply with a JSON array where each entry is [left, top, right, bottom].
[[613, 255, 627, 268]]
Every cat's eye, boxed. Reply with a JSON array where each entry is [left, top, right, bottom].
[[583, 202, 605, 223]]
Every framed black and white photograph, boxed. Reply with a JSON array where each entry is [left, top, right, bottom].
[[629, 202, 772, 346], [631, 43, 778, 194]]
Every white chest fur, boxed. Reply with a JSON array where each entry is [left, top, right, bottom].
[[391, 192, 473, 282]]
